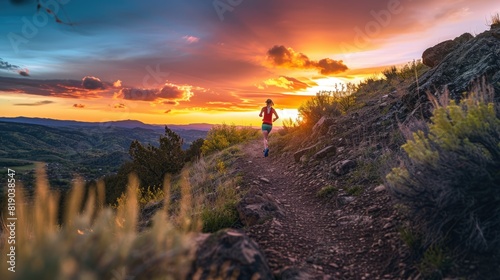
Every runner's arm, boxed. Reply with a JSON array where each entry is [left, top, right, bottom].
[[273, 109, 279, 122], [259, 107, 264, 117]]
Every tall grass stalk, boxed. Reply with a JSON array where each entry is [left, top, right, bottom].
[[0, 165, 195, 280]]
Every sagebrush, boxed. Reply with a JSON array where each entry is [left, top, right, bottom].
[[386, 90, 500, 256]]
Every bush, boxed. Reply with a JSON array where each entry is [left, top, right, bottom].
[[298, 84, 357, 129], [382, 60, 428, 82], [114, 184, 165, 211], [201, 124, 259, 155], [316, 185, 338, 198], [386, 92, 500, 256], [201, 199, 239, 233]]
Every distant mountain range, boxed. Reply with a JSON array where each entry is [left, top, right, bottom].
[[0, 117, 214, 131], [0, 117, 210, 188]]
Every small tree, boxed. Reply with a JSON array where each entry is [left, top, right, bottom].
[[129, 126, 185, 189], [185, 138, 205, 162]]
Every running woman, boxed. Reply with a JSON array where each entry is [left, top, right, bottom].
[[259, 99, 279, 157]]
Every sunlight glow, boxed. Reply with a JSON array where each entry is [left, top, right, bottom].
[[278, 108, 300, 122]]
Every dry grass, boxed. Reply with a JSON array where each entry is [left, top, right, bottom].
[[489, 12, 500, 26], [0, 165, 197, 280]]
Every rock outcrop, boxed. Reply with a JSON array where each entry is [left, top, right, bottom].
[[188, 229, 273, 280], [417, 30, 500, 101]]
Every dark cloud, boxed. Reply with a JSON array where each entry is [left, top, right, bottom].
[[18, 70, 30, 76], [14, 100, 54, 106], [82, 76, 106, 90], [0, 59, 20, 71], [266, 45, 348, 75], [115, 88, 160, 101], [267, 45, 312, 68], [164, 109, 172, 114], [114, 103, 126, 109], [316, 58, 349, 75], [0, 76, 106, 98], [115, 83, 189, 102], [73, 104, 85, 108], [162, 100, 178, 105], [9, 0, 34, 5], [159, 85, 184, 99], [0, 59, 30, 77]]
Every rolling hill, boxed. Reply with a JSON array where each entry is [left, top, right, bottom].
[[0, 119, 208, 188]]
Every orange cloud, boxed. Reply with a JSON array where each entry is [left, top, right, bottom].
[[259, 76, 313, 91], [113, 80, 122, 87], [266, 45, 348, 75]]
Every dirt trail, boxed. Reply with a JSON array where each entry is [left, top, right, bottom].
[[235, 139, 408, 279]]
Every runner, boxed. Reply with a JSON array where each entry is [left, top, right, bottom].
[[259, 99, 279, 157]]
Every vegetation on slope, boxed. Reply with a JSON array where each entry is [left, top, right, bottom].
[[386, 85, 500, 277]]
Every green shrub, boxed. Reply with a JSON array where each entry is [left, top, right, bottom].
[[417, 245, 452, 279], [201, 201, 239, 233], [114, 184, 165, 210], [345, 185, 364, 196], [316, 185, 338, 198], [298, 84, 357, 129], [382, 60, 428, 82], [201, 124, 259, 155], [386, 92, 500, 255], [399, 226, 422, 252]]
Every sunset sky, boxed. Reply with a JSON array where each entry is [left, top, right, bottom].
[[0, 0, 498, 125]]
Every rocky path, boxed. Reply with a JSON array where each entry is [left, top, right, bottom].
[[235, 140, 412, 279]]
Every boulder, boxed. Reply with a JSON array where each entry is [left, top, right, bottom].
[[236, 189, 284, 226], [314, 145, 336, 159], [422, 33, 473, 68], [332, 160, 357, 176], [422, 39, 456, 68], [311, 116, 335, 137], [293, 143, 319, 163], [188, 229, 273, 280]]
